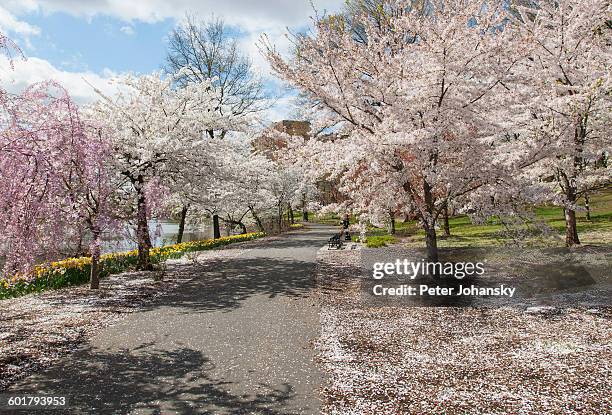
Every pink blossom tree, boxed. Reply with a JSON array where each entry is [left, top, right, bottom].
[[0, 81, 119, 288], [59, 114, 119, 289], [0, 32, 120, 286], [0, 83, 68, 273]]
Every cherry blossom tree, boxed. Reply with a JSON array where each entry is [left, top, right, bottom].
[[254, 123, 321, 223], [0, 80, 119, 288], [165, 16, 268, 237], [173, 126, 312, 236], [90, 72, 227, 270], [60, 115, 119, 289], [264, 0, 540, 261], [216, 142, 276, 233], [167, 138, 239, 237], [0, 82, 72, 274], [513, 0, 611, 246], [0, 35, 92, 278], [174, 134, 278, 234], [0, 32, 23, 77]]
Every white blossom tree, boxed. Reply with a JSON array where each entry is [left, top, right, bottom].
[[264, 0, 541, 261], [219, 144, 278, 233], [513, 0, 611, 246], [90, 72, 227, 269]]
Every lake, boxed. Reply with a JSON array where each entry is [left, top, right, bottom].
[[101, 220, 214, 253]]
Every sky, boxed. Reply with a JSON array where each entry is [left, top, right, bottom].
[[0, 0, 345, 122]]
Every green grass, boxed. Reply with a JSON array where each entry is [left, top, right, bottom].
[[313, 212, 353, 226], [535, 191, 612, 236], [323, 189, 612, 248], [365, 235, 397, 248], [407, 190, 612, 248]]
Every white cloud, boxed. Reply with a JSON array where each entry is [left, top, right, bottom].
[[119, 25, 134, 35], [0, 5, 41, 48], [5, 0, 343, 31], [0, 55, 119, 104], [0, 0, 346, 122], [0, 54, 298, 123], [237, 26, 294, 77], [2, 0, 343, 88]]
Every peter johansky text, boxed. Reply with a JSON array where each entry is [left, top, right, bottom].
[[372, 284, 516, 297], [370, 260, 516, 298]]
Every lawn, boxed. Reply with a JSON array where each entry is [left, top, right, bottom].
[[425, 190, 612, 248], [315, 189, 612, 248]]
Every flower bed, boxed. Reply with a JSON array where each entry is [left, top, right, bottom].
[[0, 232, 265, 300], [288, 223, 305, 230]]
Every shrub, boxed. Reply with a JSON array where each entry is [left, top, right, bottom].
[[365, 235, 396, 248], [0, 232, 265, 300]]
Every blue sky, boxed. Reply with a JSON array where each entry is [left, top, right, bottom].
[[0, 0, 344, 121], [24, 13, 175, 74]]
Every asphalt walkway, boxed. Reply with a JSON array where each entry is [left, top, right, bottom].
[[7, 224, 333, 414]]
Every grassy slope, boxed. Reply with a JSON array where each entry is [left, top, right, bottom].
[[315, 189, 612, 248]]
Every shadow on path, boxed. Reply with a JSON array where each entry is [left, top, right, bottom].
[[153, 256, 317, 313], [5, 346, 301, 415], [139, 224, 336, 313], [6, 224, 335, 415]]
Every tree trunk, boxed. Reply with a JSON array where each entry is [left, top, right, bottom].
[[565, 208, 580, 246], [89, 232, 101, 289], [222, 218, 247, 235], [212, 214, 221, 239], [90, 254, 100, 289], [387, 211, 396, 235], [422, 179, 439, 263], [176, 204, 189, 244], [74, 225, 87, 257], [584, 194, 591, 221], [563, 117, 586, 246], [442, 203, 451, 237], [559, 170, 581, 247], [136, 185, 152, 271], [302, 193, 309, 222], [249, 207, 265, 232], [424, 223, 439, 263], [277, 203, 283, 231], [288, 205, 295, 224]]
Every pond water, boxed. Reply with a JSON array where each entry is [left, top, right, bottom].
[[0, 221, 218, 272], [101, 220, 214, 254]]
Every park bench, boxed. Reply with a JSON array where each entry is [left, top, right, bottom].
[[328, 233, 343, 249]]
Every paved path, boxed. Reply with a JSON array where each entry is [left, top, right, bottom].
[[7, 224, 333, 414]]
